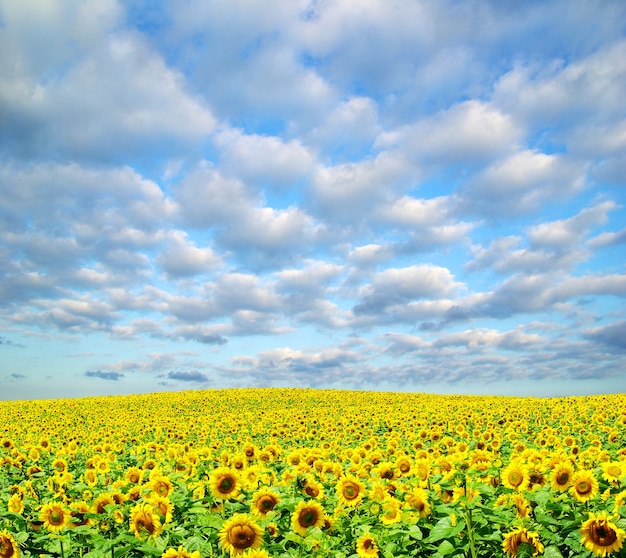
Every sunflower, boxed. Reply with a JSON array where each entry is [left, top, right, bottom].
[[501, 460, 529, 492], [510, 494, 531, 519], [395, 456, 412, 476], [250, 488, 281, 517], [601, 462, 625, 485], [580, 511, 625, 557], [7, 494, 23, 515], [336, 475, 365, 507], [161, 546, 201, 558], [129, 503, 163, 539], [406, 487, 431, 518], [549, 462, 574, 492], [380, 496, 402, 525], [291, 500, 325, 536], [150, 495, 174, 524], [210, 467, 241, 500], [92, 493, 116, 515], [241, 551, 270, 558], [570, 470, 599, 503], [502, 527, 544, 557], [69, 501, 94, 528], [125, 467, 144, 485], [39, 502, 70, 533], [356, 531, 379, 558], [302, 477, 325, 499], [150, 475, 173, 499], [84, 469, 98, 487], [219, 513, 263, 555], [0, 531, 19, 558]]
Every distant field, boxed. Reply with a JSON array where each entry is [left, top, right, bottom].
[[1, 389, 625, 557]]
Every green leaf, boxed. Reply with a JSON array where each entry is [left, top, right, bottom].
[[407, 524, 423, 540], [426, 517, 466, 543], [543, 545, 565, 558], [517, 542, 534, 558], [426, 517, 455, 542], [437, 540, 455, 556]]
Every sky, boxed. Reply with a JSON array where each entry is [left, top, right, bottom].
[[1, 0, 626, 401]]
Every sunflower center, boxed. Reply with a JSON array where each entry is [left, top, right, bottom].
[[343, 483, 358, 499], [299, 509, 318, 527], [577, 481, 591, 494], [50, 510, 64, 525], [305, 485, 319, 497], [591, 522, 617, 546], [156, 484, 168, 496], [229, 525, 256, 549], [364, 539, 373, 550], [260, 497, 276, 511], [607, 465, 621, 478], [1, 536, 16, 558], [508, 471, 523, 487], [218, 477, 234, 493], [556, 472, 569, 485], [137, 518, 155, 534]]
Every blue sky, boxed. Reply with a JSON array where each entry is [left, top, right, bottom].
[[1, 0, 625, 400]]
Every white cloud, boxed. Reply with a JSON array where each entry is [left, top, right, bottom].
[[353, 264, 462, 316], [377, 100, 522, 165], [310, 151, 417, 221], [214, 127, 315, 189], [156, 231, 222, 279], [458, 150, 587, 216]]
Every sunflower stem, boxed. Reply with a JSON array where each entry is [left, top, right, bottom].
[[465, 507, 478, 558]]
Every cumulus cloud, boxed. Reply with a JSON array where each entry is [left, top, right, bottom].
[[353, 265, 462, 316], [167, 370, 210, 382], [1, 0, 626, 399], [85, 370, 124, 381], [583, 321, 626, 351]]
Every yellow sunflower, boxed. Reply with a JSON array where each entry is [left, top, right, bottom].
[[149, 495, 174, 524], [161, 546, 201, 558], [406, 486, 431, 518], [549, 462, 574, 492], [7, 494, 24, 515], [92, 493, 116, 515], [69, 501, 94, 528], [580, 511, 625, 557], [501, 460, 530, 492], [39, 502, 70, 533], [356, 531, 379, 558], [601, 462, 625, 485], [250, 488, 281, 517], [336, 475, 365, 507], [129, 503, 163, 539], [395, 456, 412, 476], [302, 477, 325, 499], [219, 513, 263, 555], [210, 467, 241, 500], [570, 470, 599, 503], [291, 500, 325, 536], [150, 475, 173, 499], [380, 496, 402, 525], [502, 527, 544, 557], [240, 551, 270, 558], [0, 531, 20, 558], [125, 467, 144, 485]]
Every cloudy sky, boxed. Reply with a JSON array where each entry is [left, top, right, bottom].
[[1, 0, 625, 400]]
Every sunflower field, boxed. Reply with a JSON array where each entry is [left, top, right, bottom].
[[1, 389, 625, 558]]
